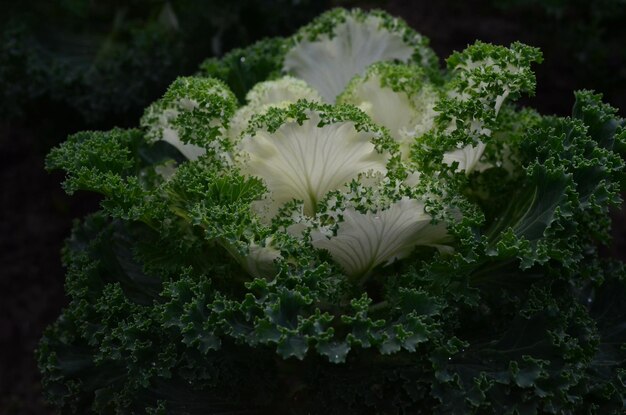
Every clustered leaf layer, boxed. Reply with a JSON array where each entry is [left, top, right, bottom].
[[40, 8, 626, 414]]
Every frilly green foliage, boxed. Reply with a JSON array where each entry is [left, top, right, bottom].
[[413, 42, 543, 173], [40, 7, 626, 414]]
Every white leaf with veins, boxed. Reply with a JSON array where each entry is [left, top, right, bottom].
[[340, 74, 438, 158], [351, 76, 416, 136], [238, 111, 389, 217], [442, 141, 488, 175], [243, 240, 282, 279], [227, 77, 322, 142], [311, 197, 451, 277], [246, 76, 321, 107], [284, 15, 414, 103]]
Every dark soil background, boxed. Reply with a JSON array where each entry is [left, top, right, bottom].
[[1, 0, 625, 413]]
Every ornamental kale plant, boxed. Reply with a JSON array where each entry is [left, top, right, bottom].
[[39, 8, 626, 414]]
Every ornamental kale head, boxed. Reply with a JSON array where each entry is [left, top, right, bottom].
[[40, 8, 626, 414]]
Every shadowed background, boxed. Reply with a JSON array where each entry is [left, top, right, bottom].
[[1, 0, 625, 413]]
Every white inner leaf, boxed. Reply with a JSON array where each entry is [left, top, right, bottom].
[[228, 77, 322, 142], [284, 15, 414, 102], [238, 111, 388, 216], [352, 76, 416, 139], [311, 197, 451, 277], [244, 241, 282, 279], [442, 141, 488, 174], [341, 74, 438, 157]]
